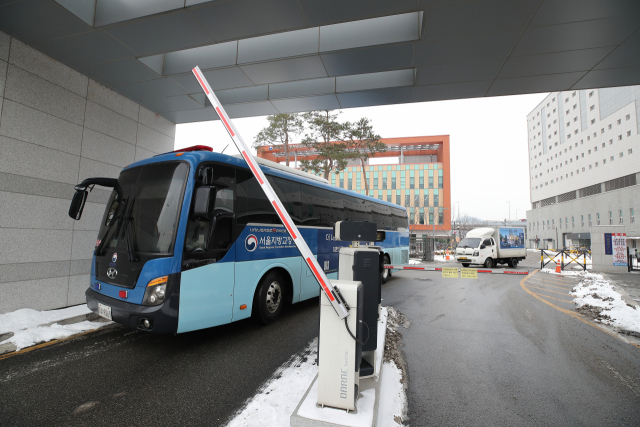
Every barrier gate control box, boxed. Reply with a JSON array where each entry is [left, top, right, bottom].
[[338, 247, 382, 378], [317, 280, 363, 411]]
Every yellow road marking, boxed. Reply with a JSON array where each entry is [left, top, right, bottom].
[[528, 275, 578, 285], [532, 292, 575, 304], [526, 284, 572, 296], [521, 271, 640, 350], [525, 281, 574, 291]]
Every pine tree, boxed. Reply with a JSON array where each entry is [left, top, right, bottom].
[[344, 118, 385, 196], [254, 114, 303, 166]]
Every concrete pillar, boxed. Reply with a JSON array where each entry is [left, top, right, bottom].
[[0, 32, 176, 313]]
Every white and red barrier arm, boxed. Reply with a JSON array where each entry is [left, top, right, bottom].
[[191, 66, 349, 320]]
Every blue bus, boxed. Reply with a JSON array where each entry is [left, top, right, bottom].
[[68, 146, 409, 334]]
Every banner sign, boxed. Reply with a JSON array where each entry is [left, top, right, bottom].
[[612, 233, 627, 267], [604, 233, 612, 255]]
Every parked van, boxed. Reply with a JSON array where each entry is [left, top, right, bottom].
[[455, 227, 526, 268]]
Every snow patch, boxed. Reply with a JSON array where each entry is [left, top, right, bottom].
[[225, 308, 407, 427], [0, 304, 108, 350], [408, 259, 421, 265], [570, 276, 640, 333], [376, 361, 406, 427], [541, 269, 600, 278]]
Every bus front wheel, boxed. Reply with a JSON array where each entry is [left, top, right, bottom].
[[253, 271, 285, 325], [382, 255, 391, 284]]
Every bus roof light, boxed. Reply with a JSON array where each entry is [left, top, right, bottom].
[[174, 145, 213, 152]]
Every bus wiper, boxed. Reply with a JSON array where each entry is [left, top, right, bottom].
[[120, 197, 138, 262]]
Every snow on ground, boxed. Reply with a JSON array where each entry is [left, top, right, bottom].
[[541, 268, 599, 278], [433, 254, 455, 262], [570, 275, 640, 333], [225, 308, 406, 427], [0, 304, 109, 350], [376, 360, 406, 427], [408, 259, 421, 265]]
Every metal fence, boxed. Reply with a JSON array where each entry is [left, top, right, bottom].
[[540, 249, 590, 271]]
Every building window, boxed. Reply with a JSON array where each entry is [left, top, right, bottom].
[[559, 218, 562, 229], [552, 219, 555, 229], [626, 114, 631, 120], [423, 194, 429, 206], [572, 216, 575, 228], [609, 211, 613, 225], [434, 193, 439, 206], [387, 194, 391, 203], [617, 119, 621, 125], [429, 177, 433, 188], [581, 215, 584, 227], [631, 208, 635, 224], [348, 178, 352, 189], [588, 214, 592, 226], [589, 91, 593, 97], [619, 209, 624, 224], [629, 149, 633, 155], [396, 194, 401, 205], [405, 195, 410, 206], [627, 131, 632, 137], [596, 213, 600, 225], [391, 176, 396, 189], [409, 176, 414, 190]]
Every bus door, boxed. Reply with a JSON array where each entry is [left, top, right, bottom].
[[178, 164, 236, 333]]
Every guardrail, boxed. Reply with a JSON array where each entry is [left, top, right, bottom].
[[540, 249, 590, 271]]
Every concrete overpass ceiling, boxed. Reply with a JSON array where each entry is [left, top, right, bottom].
[[0, 0, 638, 124]]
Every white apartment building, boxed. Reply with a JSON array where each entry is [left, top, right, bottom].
[[525, 86, 640, 249]]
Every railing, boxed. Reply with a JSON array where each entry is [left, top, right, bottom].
[[540, 249, 591, 271]]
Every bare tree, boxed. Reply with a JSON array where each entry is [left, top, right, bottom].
[[344, 118, 385, 196], [254, 114, 303, 166], [453, 213, 487, 240]]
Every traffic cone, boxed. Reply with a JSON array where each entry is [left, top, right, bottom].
[[555, 263, 561, 274]]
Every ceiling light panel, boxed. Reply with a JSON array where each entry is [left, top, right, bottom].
[[336, 69, 414, 93], [319, 12, 421, 52], [237, 28, 319, 64], [95, 0, 184, 27], [163, 41, 237, 75]]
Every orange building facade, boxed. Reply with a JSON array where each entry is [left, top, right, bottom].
[[257, 136, 451, 237]]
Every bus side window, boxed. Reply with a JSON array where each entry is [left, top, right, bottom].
[[236, 169, 278, 226]]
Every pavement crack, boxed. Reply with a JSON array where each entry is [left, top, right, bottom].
[[430, 314, 445, 323]]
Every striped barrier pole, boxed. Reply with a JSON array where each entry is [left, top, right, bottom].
[[383, 265, 529, 275], [191, 66, 349, 320]]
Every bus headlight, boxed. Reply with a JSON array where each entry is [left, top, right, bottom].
[[143, 276, 168, 306]]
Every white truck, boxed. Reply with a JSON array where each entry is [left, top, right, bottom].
[[455, 227, 526, 268]]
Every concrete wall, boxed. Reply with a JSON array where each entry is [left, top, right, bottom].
[[590, 225, 628, 273], [0, 31, 176, 314]]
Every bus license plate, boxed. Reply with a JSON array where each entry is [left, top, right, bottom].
[[98, 303, 112, 320], [459, 257, 467, 260]]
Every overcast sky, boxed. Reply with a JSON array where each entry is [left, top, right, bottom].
[[175, 92, 548, 221]]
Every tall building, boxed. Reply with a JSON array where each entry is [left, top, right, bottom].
[[257, 136, 451, 238], [526, 86, 640, 249]]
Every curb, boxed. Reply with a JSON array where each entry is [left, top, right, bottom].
[[0, 312, 105, 357], [385, 265, 529, 275]]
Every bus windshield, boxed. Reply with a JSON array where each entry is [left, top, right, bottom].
[[97, 162, 188, 256]]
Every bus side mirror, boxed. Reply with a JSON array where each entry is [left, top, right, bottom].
[[193, 186, 216, 221], [69, 190, 88, 220]]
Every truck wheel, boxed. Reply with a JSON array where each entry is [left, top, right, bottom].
[[462, 263, 470, 268], [508, 258, 518, 268], [252, 271, 285, 325], [382, 255, 391, 284], [484, 258, 494, 268]]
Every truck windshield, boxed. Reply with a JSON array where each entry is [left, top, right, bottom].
[[97, 162, 188, 256], [458, 238, 481, 248]]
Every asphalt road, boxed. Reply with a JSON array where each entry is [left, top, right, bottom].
[[3, 262, 640, 427], [0, 298, 320, 427], [383, 267, 640, 427]]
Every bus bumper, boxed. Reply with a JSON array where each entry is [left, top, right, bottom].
[[86, 287, 179, 334]]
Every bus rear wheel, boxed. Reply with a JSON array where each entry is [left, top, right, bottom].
[[253, 271, 285, 325]]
